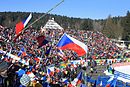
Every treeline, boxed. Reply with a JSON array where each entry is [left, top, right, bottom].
[[0, 11, 130, 41]]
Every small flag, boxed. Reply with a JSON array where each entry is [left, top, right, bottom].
[[47, 67, 54, 76], [45, 46, 52, 56], [106, 75, 118, 87], [36, 35, 49, 48], [71, 62, 77, 68], [47, 68, 54, 76], [62, 78, 69, 84], [72, 71, 82, 86], [57, 49, 68, 61], [18, 47, 27, 57], [57, 49, 65, 58]]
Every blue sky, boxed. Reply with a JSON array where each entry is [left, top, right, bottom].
[[0, 0, 130, 19]]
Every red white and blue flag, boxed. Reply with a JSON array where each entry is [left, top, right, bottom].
[[72, 71, 82, 86], [57, 49, 65, 57], [106, 75, 118, 87], [99, 81, 102, 86], [47, 67, 54, 76], [18, 47, 27, 57], [57, 33, 88, 56], [62, 78, 69, 84], [15, 13, 32, 35]]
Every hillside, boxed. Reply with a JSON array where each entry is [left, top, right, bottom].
[[0, 11, 130, 41]]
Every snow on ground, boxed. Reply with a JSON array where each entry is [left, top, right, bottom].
[[114, 65, 130, 75], [104, 65, 130, 83]]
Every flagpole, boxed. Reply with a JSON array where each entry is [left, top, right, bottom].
[[21, 0, 64, 35], [41, 51, 44, 59], [85, 53, 88, 86], [56, 33, 66, 46], [12, 0, 64, 54], [85, 32, 88, 86]]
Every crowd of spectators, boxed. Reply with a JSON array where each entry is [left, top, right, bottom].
[[0, 25, 130, 87]]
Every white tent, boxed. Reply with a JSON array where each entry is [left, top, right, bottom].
[[42, 18, 63, 30]]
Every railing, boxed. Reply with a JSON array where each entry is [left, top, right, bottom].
[[114, 70, 130, 80]]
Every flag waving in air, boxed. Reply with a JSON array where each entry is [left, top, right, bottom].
[[57, 49, 65, 58], [71, 71, 83, 86], [106, 75, 118, 87], [15, 13, 32, 35], [36, 35, 49, 48], [57, 33, 88, 56], [18, 47, 27, 57], [45, 46, 52, 56], [47, 67, 54, 76]]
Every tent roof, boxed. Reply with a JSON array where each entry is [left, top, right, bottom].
[[43, 18, 63, 30]]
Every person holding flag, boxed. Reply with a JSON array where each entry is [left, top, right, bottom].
[[14, 13, 32, 42], [57, 33, 88, 57], [105, 75, 118, 87], [15, 13, 32, 35]]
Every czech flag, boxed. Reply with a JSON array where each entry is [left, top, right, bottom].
[[57, 49, 65, 58], [57, 33, 88, 56], [57, 49, 67, 61], [72, 71, 82, 86], [62, 78, 69, 84], [45, 46, 52, 56], [106, 75, 118, 87], [18, 47, 27, 57], [71, 62, 77, 68], [15, 13, 32, 35], [47, 69, 54, 76], [47, 67, 54, 76]]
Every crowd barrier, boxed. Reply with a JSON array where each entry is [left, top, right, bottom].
[[112, 62, 130, 67], [95, 58, 130, 65], [103, 62, 130, 86], [111, 62, 130, 82], [114, 70, 130, 80], [85, 75, 127, 87]]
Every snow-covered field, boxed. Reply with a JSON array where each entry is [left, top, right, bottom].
[[104, 65, 130, 83], [114, 65, 130, 75]]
